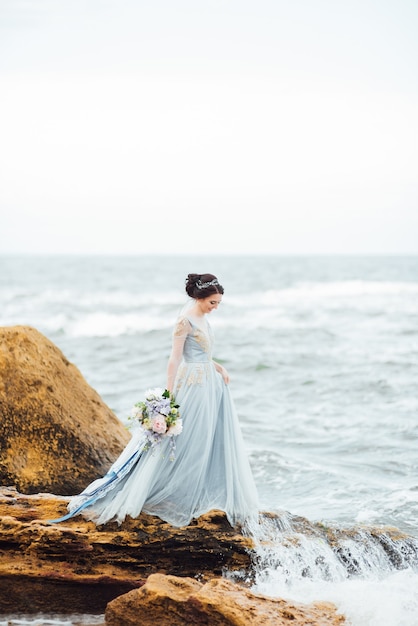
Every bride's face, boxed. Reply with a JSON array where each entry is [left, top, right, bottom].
[[198, 294, 222, 314]]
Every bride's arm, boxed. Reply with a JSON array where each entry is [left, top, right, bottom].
[[213, 359, 230, 384], [166, 317, 190, 392]]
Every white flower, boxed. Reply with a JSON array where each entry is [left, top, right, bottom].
[[167, 419, 183, 437], [145, 387, 164, 401], [131, 405, 144, 419]]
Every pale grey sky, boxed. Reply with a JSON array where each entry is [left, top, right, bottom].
[[1, 0, 417, 255]]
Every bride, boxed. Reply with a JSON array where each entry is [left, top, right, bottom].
[[49, 273, 259, 528]]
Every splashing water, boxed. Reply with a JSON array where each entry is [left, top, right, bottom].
[[239, 512, 418, 625]]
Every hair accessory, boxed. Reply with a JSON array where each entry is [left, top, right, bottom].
[[196, 278, 219, 289]]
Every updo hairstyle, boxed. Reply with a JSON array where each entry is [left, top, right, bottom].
[[185, 273, 224, 299]]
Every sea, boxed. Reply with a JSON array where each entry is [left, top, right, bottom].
[[1, 254, 418, 626]]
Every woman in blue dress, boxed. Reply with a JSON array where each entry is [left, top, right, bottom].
[[50, 273, 259, 528]]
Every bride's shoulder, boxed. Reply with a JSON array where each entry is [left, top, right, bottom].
[[173, 316, 192, 336]]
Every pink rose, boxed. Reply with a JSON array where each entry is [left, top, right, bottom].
[[152, 415, 167, 434]]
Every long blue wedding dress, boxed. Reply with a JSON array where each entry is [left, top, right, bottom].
[[49, 315, 259, 528]]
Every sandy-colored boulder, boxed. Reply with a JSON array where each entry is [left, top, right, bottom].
[[105, 573, 345, 625], [0, 325, 130, 495]]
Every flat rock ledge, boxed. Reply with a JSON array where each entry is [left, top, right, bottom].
[[0, 487, 253, 614], [3, 491, 418, 624], [0, 488, 346, 624]]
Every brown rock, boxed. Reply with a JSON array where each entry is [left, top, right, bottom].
[[0, 325, 130, 495], [2, 489, 417, 621], [0, 487, 253, 613], [105, 573, 345, 625]]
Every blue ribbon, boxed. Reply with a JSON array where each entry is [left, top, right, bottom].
[[48, 447, 143, 524]]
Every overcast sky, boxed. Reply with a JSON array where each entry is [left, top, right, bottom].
[[1, 0, 417, 255]]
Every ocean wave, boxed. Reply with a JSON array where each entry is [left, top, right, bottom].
[[68, 312, 173, 337], [2, 279, 417, 338], [1, 287, 183, 308]]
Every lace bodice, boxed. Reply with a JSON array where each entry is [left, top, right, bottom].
[[182, 318, 213, 362], [167, 316, 216, 392]]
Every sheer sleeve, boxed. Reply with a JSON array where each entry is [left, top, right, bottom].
[[166, 317, 191, 392]]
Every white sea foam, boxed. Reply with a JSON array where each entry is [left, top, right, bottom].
[[247, 514, 418, 626], [257, 569, 418, 626], [68, 312, 173, 337]]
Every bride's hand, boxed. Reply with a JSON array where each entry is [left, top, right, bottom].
[[213, 360, 230, 384], [219, 365, 230, 385]]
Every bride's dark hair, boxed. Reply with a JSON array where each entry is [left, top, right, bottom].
[[185, 273, 224, 299]]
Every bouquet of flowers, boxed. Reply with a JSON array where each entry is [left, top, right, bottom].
[[128, 388, 182, 460]]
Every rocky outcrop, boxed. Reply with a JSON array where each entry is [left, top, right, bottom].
[[1, 487, 418, 617], [105, 573, 345, 625], [0, 326, 130, 495], [0, 487, 253, 614], [0, 486, 345, 623]]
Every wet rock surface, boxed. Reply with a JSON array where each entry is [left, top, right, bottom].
[[1, 487, 417, 618]]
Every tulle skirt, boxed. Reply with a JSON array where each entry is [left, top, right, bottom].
[[56, 362, 259, 527]]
